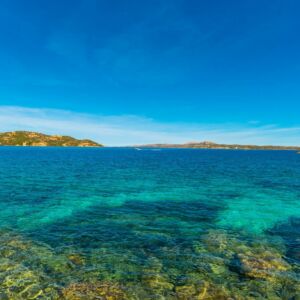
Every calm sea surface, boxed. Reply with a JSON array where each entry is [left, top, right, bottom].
[[0, 147, 299, 299]]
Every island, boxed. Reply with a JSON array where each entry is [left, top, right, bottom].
[[135, 141, 300, 151], [0, 131, 103, 147]]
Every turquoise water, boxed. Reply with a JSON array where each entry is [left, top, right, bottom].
[[0, 147, 299, 299]]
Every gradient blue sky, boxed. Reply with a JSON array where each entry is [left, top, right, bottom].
[[0, 0, 300, 145]]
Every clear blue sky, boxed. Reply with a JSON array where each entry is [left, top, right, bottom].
[[0, 0, 300, 145]]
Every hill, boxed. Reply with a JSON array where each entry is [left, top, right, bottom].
[[136, 141, 300, 151], [0, 131, 103, 147]]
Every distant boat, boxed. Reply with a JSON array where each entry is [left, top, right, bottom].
[[135, 148, 142, 151]]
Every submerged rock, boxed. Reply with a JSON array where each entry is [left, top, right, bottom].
[[175, 281, 208, 300], [237, 250, 290, 281], [0, 231, 66, 299], [0, 259, 61, 299], [199, 229, 247, 259], [68, 253, 86, 266], [199, 229, 291, 282], [175, 281, 236, 300], [142, 256, 174, 294], [192, 229, 300, 298], [62, 281, 127, 300], [143, 273, 174, 292]]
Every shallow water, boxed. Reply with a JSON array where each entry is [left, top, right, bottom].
[[0, 147, 299, 299]]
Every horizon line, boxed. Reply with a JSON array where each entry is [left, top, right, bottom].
[[0, 106, 299, 147]]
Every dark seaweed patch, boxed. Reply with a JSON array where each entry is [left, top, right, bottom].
[[25, 198, 225, 256], [268, 217, 300, 263]]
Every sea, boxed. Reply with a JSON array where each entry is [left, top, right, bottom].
[[0, 147, 299, 299]]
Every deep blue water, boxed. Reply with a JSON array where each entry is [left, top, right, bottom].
[[0, 147, 299, 299]]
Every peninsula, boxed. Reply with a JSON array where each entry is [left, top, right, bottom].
[[0, 131, 102, 147], [135, 141, 300, 151]]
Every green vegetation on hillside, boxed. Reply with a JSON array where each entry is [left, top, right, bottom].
[[0, 131, 103, 147]]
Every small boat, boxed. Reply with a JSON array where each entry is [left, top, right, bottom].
[[135, 148, 142, 151]]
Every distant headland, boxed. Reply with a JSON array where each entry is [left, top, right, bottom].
[[135, 141, 300, 151], [1, 132, 299, 150], [0, 131, 103, 147]]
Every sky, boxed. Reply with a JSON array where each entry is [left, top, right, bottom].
[[0, 0, 300, 145]]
